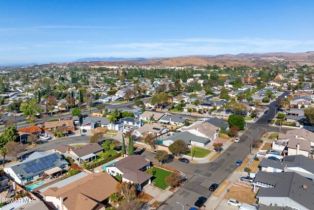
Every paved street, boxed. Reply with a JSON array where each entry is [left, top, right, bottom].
[[156, 93, 289, 210]]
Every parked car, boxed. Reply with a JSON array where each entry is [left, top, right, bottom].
[[178, 158, 190, 164], [209, 183, 219, 191], [194, 196, 207, 208], [234, 137, 240, 143], [39, 133, 51, 141], [227, 199, 241, 207], [235, 160, 243, 166], [240, 176, 253, 183]]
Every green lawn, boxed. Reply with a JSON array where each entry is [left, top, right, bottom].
[[148, 167, 172, 190], [187, 146, 211, 158]]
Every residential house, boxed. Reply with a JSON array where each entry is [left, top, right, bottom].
[[44, 120, 75, 135], [180, 121, 219, 142], [18, 125, 43, 142], [162, 131, 210, 147], [55, 143, 103, 164], [4, 151, 69, 185], [80, 116, 110, 134], [43, 173, 118, 210], [259, 155, 314, 180], [253, 172, 314, 210], [106, 155, 152, 191], [159, 114, 186, 126], [132, 123, 168, 139], [139, 111, 165, 122], [206, 117, 229, 130]]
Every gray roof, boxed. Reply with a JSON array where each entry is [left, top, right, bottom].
[[9, 152, 68, 180], [259, 159, 284, 170], [283, 155, 314, 174], [164, 131, 210, 145], [255, 172, 314, 210], [159, 114, 186, 124], [82, 116, 109, 126], [115, 155, 152, 184], [206, 117, 229, 130], [71, 143, 103, 158]]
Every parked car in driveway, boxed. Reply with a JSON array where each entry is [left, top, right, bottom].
[[227, 198, 241, 206], [178, 157, 190, 164], [240, 176, 253, 183], [194, 196, 207, 208], [209, 183, 219, 191], [234, 137, 240, 143]]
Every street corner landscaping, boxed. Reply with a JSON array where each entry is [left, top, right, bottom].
[[147, 167, 173, 190], [187, 146, 211, 158]]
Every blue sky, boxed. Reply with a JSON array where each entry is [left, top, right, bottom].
[[1, 0, 314, 64]]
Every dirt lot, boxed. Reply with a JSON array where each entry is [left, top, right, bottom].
[[224, 183, 256, 204]]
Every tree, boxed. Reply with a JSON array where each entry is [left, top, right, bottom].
[[20, 99, 42, 120], [90, 132, 103, 143], [5, 141, 26, 161], [128, 135, 134, 155], [0, 147, 7, 167], [220, 87, 230, 100], [305, 107, 314, 125], [168, 140, 189, 156], [213, 142, 223, 152], [124, 89, 134, 101], [155, 150, 168, 164], [244, 167, 252, 176], [1, 126, 19, 144], [228, 114, 245, 130], [71, 107, 81, 117], [102, 140, 115, 151], [28, 134, 38, 145], [46, 95, 57, 115], [143, 133, 156, 150], [121, 135, 126, 155], [165, 173, 181, 188], [117, 182, 137, 202]]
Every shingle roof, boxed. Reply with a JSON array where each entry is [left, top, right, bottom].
[[181, 121, 219, 138], [43, 173, 118, 210], [164, 131, 210, 145], [255, 172, 314, 210], [159, 114, 186, 124], [283, 155, 314, 174], [259, 158, 284, 170], [115, 155, 152, 184], [71, 143, 103, 158]]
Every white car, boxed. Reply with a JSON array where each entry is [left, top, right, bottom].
[[39, 133, 52, 141], [227, 199, 241, 207], [234, 137, 240, 143]]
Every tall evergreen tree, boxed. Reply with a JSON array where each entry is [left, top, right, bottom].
[[128, 136, 134, 155], [121, 135, 126, 155]]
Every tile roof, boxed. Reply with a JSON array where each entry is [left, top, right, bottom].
[[18, 125, 42, 134]]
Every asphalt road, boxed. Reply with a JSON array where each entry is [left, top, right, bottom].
[[154, 92, 289, 210]]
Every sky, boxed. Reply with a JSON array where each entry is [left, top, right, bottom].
[[1, 0, 314, 64]]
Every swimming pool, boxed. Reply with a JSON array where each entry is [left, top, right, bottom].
[[25, 180, 45, 191]]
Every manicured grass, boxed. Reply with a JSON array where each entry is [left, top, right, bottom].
[[187, 146, 211, 158], [148, 167, 172, 190]]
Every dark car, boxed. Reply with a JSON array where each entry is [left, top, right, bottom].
[[209, 183, 219, 191], [235, 160, 243, 166], [194, 196, 207, 208], [178, 158, 190, 164]]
